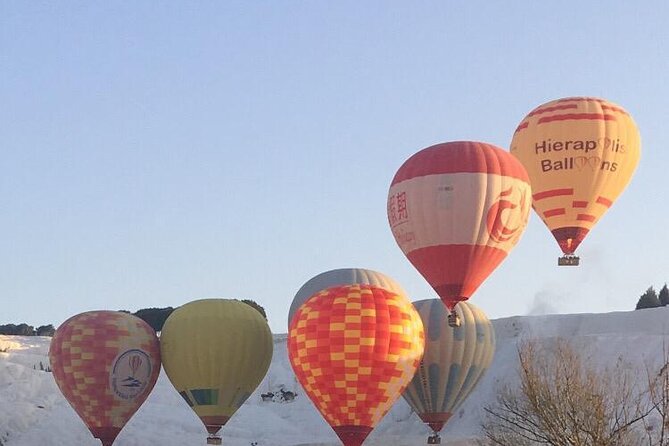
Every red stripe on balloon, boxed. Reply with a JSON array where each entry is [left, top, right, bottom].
[[537, 113, 617, 124], [390, 142, 529, 186], [406, 244, 508, 301], [596, 196, 613, 207], [555, 97, 607, 103], [514, 122, 529, 134], [601, 104, 629, 115], [577, 214, 597, 222], [543, 208, 565, 218], [528, 104, 578, 117], [533, 188, 574, 201], [572, 201, 588, 208]]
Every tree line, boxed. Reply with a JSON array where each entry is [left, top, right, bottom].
[[0, 299, 267, 336], [636, 284, 669, 310]]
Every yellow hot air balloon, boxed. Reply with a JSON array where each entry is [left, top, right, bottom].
[[160, 299, 273, 445], [510, 97, 640, 265]]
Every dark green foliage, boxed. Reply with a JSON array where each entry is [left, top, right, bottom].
[[636, 286, 661, 310], [133, 307, 174, 332], [35, 325, 55, 337], [659, 284, 669, 306], [241, 299, 268, 321], [0, 323, 35, 336]]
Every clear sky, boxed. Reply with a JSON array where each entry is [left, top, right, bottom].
[[2, 1, 668, 334]]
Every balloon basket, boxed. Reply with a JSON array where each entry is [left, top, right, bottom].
[[206, 435, 222, 445], [427, 433, 441, 444], [558, 255, 580, 266], [447, 312, 461, 328]]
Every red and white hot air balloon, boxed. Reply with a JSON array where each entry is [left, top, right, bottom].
[[388, 141, 531, 325]]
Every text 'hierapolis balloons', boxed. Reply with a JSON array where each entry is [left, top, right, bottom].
[[510, 97, 641, 262]]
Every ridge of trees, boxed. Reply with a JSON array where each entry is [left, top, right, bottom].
[[636, 284, 669, 310], [0, 299, 268, 336]]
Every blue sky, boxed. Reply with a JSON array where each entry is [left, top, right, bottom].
[[1, 1, 668, 333]]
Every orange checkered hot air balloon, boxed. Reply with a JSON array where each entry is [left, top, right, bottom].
[[49, 311, 161, 446], [510, 97, 641, 266], [388, 141, 531, 326], [288, 284, 425, 446], [288, 268, 406, 330]]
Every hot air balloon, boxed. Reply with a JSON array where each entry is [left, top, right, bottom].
[[160, 299, 273, 445], [510, 97, 641, 266], [49, 311, 161, 446], [402, 300, 495, 444], [288, 284, 425, 446], [388, 141, 531, 326], [288, 268, 405, 329]]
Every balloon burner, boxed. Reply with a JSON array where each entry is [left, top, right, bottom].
[[207, 434, 222, 445], [558, 255, 580, 266]]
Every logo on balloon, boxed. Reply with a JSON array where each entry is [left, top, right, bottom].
[[110, 349, 153, 401], [486, 186, 529, 243]]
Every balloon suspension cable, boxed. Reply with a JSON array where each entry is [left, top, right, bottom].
[[558, 254, 580, 266], [447, 311, 461, 328], [206, 434, 222, 445], [427, 432, 442, 444]]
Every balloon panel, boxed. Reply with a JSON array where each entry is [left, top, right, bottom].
[[402, 300, 495, 433], [49, 311, 161, 444], [510, 97, 640, 254], [288, 268, 406, 329], [288, 284, 424, 444], [160, 299, 273, 432], [388, 142, 531, 306]]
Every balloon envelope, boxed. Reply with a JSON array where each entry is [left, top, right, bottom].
[[288, 284, 425, 446], [510, 97, 641, 257], [49, 311, 161, 446], [288, 268, 405, 329], [388, 141, 531, 310], [160, 299, 273, 441], [402, 300, 495, 434]]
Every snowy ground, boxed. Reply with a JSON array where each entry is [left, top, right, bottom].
[[2, 307, 669, 446]]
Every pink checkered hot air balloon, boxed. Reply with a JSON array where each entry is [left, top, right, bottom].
[[49, 311, 161, 446]]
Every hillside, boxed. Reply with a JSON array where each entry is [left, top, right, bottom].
[[1, 307, 668, 446]]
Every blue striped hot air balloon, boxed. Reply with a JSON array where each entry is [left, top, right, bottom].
[[402, 299, 495, 444]]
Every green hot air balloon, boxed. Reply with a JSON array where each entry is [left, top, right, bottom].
[[402, 300, 495, 444], [160, 299, 273, 445]]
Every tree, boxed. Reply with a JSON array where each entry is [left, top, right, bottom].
[[133, 307, 174, 332], [637, 287, 661, 310], [659, 284, 669, 307], [36, 325, 55, 337], [481, 338, 655, 446], [642, 348, 669, 446], [241, 299, 267, 321], [14, 324, 35, 336], [0, 324, 17, 335]]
